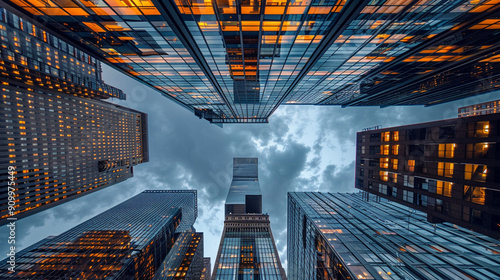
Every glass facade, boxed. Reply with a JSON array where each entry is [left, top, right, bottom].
[[0, 190, 199, 279], [213, 214, 286, 280], [3, 0, 500, 123], [288, 192, 500, 280], [0, 6, 148, 224], [153, 232, 204, 280], [0, 84, 148, 224], [355, 113, 500, 239], [213, 158, 286, 279], [0, 7, 125, 100], [225, 157, 262, 216]]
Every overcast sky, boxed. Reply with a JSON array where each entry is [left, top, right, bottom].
[[1, 64, 499, 273]]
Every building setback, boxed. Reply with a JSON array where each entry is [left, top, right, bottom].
[[212, 158, 286, 279], [3, 1, 500, 123], [0, 190, 203, 280], [288, 192, 500, 280], [355, 113, 500, 238], [0, 6, 148, 224]]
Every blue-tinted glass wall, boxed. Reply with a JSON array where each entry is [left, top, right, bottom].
[[288, 192, 500, 280], [0, 6, 124, 100], [0, 190, 197, 279]]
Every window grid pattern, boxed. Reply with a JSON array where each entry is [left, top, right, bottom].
[[0, 85, 148, 222], [5, 0, 500, 123], [213, 215, 285, 280], [288, 192, 500, 280], [0, 191, 198, 279]]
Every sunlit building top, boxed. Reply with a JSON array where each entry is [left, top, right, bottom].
[[3, 0, 500, 124]]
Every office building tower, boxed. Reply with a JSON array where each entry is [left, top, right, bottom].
[[200, 258, 211, 280], [459, 100, 500, 117], [355, 113, 500, 238], [0, 84, 148, 224], [212, 158, 286, 279], [3, 1, 500, 124], [0, 190, 202, 279], [0, 7, 125, 100], [0, 7, 148, 224], [288, 192, 500, 280]]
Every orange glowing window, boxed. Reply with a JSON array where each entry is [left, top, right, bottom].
[[63, 8, 89, 15], [83, 22, 106, 33], [140, 7, 162, 15], [38, 8, 69, 16], [308, 6, 331, 14], [286, 6, 306, 14], [265, 6, 285, 14]]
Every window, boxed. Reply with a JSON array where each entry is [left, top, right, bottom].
[[436, 181, 452, 197], [467, 121, 489, 138], [392, 145, 399, 155], [403, 190, 414, 203], [361, 146, 365, 154], [393, 131, 399, 141], [392, 187, 397, 197], [380, 171, 388, 182], [407, 160, 415, 172], [438, 162, 454, 178], [382, 131, 390, 142], [404, 175, 414, 188], [464, 164, 487, 182], [463, 185, 485, 205], [466, 143, 491, 159], [390, 173, 397, 183], [370, 133, 381, 142], [392, 159, 398, 170], [379, 158, 389, 168], [379, 184, 387, 195], [438, 143, 455, 158], [369, 146, 380, 155], [381, 145, 389, 155]]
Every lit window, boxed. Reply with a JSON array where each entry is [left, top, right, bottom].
[[437, 162, 454, 178], [464, 164, 487, 182]]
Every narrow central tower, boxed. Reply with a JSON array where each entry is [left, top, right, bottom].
[[225, 158, 262, 216], [212, 158, 286, 279]]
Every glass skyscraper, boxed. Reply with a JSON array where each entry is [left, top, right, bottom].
[[0, 6, 148, 224], [212, 158, 286, 279], [288, 192, 500, 280], [355, 112, 500, 239], [0, 190, 203, 279], [3, 0, 500, 123]]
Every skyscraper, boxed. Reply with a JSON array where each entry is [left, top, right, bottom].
[[355, 113, 500, 238], [0, 6, 148, 224], [212, 158, 286, 279], [0, 190, 203, 279], [3, 0, 500, 123], [288, 192, 500, 280]]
